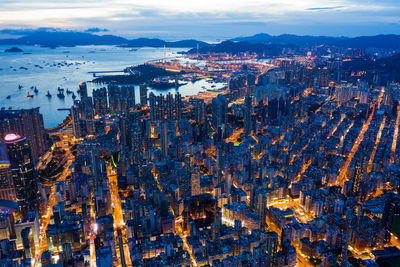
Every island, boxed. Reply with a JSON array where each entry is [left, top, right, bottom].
[[4, 47, 24, 53]]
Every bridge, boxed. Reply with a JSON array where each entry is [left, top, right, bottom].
[[88, 70, 126, 77]]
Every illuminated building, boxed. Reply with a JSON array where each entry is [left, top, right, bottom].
[[0, 161, 16, 201], [93, 87, 108, 116], [266, 231, 278, 267], [182, 194, 218, 233], [244, 94, 252, 135], [71, 98, 96, 137], [0, 108, 47, 163], [382, 191, 396, 243], [166, 93, 174, 119], [131, 120, 143, 164], [212, 94, 228, 130], [175, 92, 183, 120], [140, 83, 148, 106], [79, 82, 88, 98], [193, 98, 206, 124], [5, 134, 38, 213], [191, 164, 200, 196], [161, 121, 168, 158]]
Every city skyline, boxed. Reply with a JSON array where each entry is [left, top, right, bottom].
[[1, 1, 400, 266]]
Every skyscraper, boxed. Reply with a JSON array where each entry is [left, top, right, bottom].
[[175, 92, 183, 120], [92, 88, 108, 116], [80, 97, 96, 136], [244, 94, 252, 135], [161, 121, 168, 158], [382, 191, 396, 243], [0, 160, 16, 200], [130, 120, 143, 164], [71, 98, 95, 138], [4, 134, 38, 213], [266, 231, 278, 267], [166, 93, 174, 120], [193, 98, 206, 124], [191, 164, 200, 196], [140, 84, 148, 106], [212, 94, 228, 130], [79, 82, 88, 98], [0, 108, 47, 163]]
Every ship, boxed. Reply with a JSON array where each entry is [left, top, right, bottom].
[[6, 95, 11, 99], [34, 87, 39, 93], [66, 89, 72, 94], [27, 92, 34, 98], [72, 93, 76, 99], [57, 92, 65, 99], [46, 91, 52, 97], [18, 85, 23, 90]]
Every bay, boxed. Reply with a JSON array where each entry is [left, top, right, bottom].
[[0, 45, 225, 128]]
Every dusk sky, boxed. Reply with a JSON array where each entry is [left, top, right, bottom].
[[1, 0, 400, 40]]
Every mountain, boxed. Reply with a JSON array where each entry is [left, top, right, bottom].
[[121, 38, 209, 48], [0, 31, 208, 48], [0, 31, 128, 47], [1, 30, 399, 50], [186, 40, 283, 56], [231, 33, 400, 49]]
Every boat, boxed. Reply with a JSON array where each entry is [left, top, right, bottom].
[[57, 87, 64, 92], [30, 86, 35, 90], [18, 85, 23, 90], [34, 87, 38, 93], [46, 91, 52, 97], [27, 93, 34, 98], [66, 89, 72, 94], [72, 93, 76, 99], [8, 107, 12, 110], [57, 92, 65, 99], [6, 95, 11, 99]]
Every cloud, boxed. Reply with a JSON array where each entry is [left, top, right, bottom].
[[0, 0, 399, 38], [306, 6, 345, 11]]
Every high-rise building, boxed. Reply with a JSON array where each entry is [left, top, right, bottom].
[[130, 120, 143, 164], [108, 85, 135, 114], [382, 191, 396, 243], [266, 231, 278, 267], [80, 97, 96, 136], [161, 121, 168, 158], [175, 92, 183, 120], [212, 94, 228, 130], [120, 85, 135, 113], [0, 161, 16, 200], [166, 93, 174, 119], [191, 165, 200, 196], [92, 88, 108, 116], [140, 84, 148, 106], [0, 108, 47, 164], [244, 94, 252, 135], [149, 92, 156, 121], [4, 134, 38, 213], [108, 84, 121, 114], [71, 102, 83, 139], [71, 98, 95, 138], [193, 98, 206, 124], [79, 82, 88, 98]]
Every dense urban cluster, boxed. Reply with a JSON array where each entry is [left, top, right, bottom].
[[0, 46, 400, 267]]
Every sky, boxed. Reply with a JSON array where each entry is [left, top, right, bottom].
[[0, 0, 400, 40]]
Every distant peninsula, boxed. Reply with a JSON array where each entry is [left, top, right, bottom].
[[4, 47, 23, 53]]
